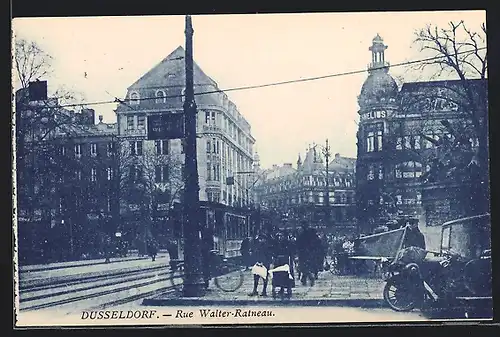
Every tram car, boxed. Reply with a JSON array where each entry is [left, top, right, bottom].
[[199, 202, 273, 259]]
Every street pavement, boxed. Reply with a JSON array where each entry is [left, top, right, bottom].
[[144, 268, 387, 307]]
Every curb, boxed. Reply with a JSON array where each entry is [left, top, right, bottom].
[[142, 297, 386, 308]]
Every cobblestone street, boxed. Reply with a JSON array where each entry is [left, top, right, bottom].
[[145, 269, 386, 306]]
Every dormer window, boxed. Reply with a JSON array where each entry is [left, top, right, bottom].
[[155, 90, 166, 103], [129, 91, 140, 105]]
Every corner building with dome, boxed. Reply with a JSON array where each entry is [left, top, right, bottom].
[[355, 35, 486, 244]]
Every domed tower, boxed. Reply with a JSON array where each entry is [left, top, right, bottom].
[[355, 34, 400, 234]]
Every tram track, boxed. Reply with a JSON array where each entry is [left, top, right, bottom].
[[19, 265, 183, 312], [19, 264, 167, 291]]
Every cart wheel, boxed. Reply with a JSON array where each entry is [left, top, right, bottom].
[[214, 262, 245, 292], [383, 277, 419, 312]]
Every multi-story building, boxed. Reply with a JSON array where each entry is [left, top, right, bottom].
[[114, 46, 255, 245], [355, 34, 487, 245], [254, 146, 357, 235], [16, 86, 120, 264]]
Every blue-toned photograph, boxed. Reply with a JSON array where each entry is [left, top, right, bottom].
[[12, 11, 491, 327]]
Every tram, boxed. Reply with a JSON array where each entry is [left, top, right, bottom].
[[199, 202, 274, 259]]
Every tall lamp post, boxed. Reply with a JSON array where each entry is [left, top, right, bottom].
[[181, 15, 206, 297], [315, 139, 331, 228]]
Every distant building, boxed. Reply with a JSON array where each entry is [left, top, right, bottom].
[[355, 34, 486, 239], [114, 46, 256, 244], [254, 146, 356, 235], [16, 87, 119, 264]]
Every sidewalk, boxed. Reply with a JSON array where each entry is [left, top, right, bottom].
[[143, 270, 387, 308]]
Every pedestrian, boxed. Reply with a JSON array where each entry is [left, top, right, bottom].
[[270, 231, 294, 298], [104, 236, 112, 264], [402, 219, 426, 250], [240, 236, 252, 270], [296, 221, 322, 286], [147, 240, 158, 262], [249, 231, 273, 297]]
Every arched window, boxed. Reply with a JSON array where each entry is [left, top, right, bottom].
[[395, 161, 423, 179], [129, 91, 140, 105], [155, 90, 166, 103], [181, 88, 186, 103]]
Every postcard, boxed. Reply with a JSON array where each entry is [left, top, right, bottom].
[[12, 11, 492, 327]]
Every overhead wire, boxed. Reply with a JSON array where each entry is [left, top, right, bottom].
[[54, 46, 486, 110]]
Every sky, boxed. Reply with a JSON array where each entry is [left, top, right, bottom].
[[12, 11, 486, 169]]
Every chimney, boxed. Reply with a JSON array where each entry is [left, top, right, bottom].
[[98, 115, 103, 123], [272, 164, 278, 170], [284, 163, 293, 168], [335, 153, 340, 159], [82, 108, 96, 125]]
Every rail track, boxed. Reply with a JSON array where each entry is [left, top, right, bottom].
[[19, 264, 183, 312]]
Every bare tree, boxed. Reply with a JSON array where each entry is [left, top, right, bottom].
[[118, 141, 184, 250], [14, 38, 53, 89], [412, 21, 488, 169], [394, 21, 489, 216]]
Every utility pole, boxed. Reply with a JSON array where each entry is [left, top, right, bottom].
[[181, 15, 206, 297], [322, 139, 331, 225]]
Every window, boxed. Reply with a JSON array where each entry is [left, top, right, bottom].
[[91, 168, 97, 182], [404, 136, 411, 149], [205, 111, 210, 125], [211, 111, 216, 125], [107, 142, 114, 156], [74, 144, 82, 158], [366, 132, 375, 152], [90, 143, 98, 157], [212, 138, 217, 153], [155, 90, 166, 103], [396, 137, 403, 150], [396, 195, 402, 205], [414, 135, 421, 149], [376, 130, 383, 151], [130, 141, 143, 156], [155, 140, 169, 155], [107, 196, 112, 212], [181, 88, 186, 103], [76, 169, 82, 180], [207, 162, 212, 181], [378, 165, 384, 180], [137, 115, 145, 129], [341, 194, 347, 204], [129, 92, 140, 105], [155, 165, 169, 183], [60, 145, 66, 156], [127, 116, 135, 130], [395, 161, 423, 179], [129, 165, 141, 182], [107, 167, 114, 180], [206, 140, 211, 153]]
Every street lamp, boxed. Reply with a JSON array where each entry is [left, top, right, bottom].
[[313, 139, 332, 226]]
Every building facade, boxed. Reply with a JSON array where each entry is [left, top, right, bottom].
[[355, 34, 486, 242], [254, 146, 357, 235], [114, 46, 255, 246], [16, 86, 120, 264]]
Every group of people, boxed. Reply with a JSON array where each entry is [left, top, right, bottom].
[[240, 221, 329, 298]]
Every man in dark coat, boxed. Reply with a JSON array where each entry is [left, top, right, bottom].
[[296, 222, 322, 286], [249, 232, 273, 297], [402, 220, 426, 250], [240, 237, 252, 270]]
